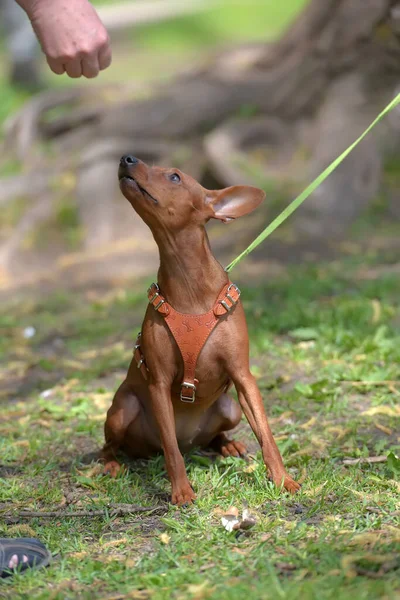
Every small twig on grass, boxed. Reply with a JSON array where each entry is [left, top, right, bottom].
[[346, 380, 400, 386], [2, 504, 166, 520], [342, 456, 387, 465]]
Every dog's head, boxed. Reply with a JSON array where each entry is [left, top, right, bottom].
[[118, 156, 265, 231]]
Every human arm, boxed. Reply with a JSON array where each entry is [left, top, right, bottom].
[[15, 0, 112, 78]]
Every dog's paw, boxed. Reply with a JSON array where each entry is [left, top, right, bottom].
[[171, 484, 196, 507], [283, 475, 301, 494], [272, 473, 301, 494], [220, 439, 247, 458], [103, 460, 122, 478]]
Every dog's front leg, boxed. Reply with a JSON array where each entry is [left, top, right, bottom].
[[233, 370, 300, 494], [148, 382, 196, 506]]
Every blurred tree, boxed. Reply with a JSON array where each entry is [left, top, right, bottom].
[[0, 0, 43, 90], [1, 0, 400, 275]]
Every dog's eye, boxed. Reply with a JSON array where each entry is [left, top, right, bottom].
[[169, 173, 181, 183]]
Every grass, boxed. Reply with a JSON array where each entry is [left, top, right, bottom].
[[118, 0, 308, 52], [1, 250, 400, 599]]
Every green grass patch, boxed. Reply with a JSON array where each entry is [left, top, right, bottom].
[[1, 252, 399, 599], [126, 0, 308, 52]]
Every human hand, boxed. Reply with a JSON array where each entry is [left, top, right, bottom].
[[18, 0, 112, 78]]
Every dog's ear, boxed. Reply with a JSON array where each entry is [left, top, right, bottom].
[[206, 186, 265, 223]]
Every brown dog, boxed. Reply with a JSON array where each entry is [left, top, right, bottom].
[[101, 155, 300, 505]]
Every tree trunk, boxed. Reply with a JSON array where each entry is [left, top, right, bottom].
[[2, 0, 400, 277]]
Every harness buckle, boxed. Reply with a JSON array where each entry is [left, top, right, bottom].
[[134, 331, 142, 350], [154, 298, 165, 310], [180, 381, 196, 403], [220, 300, 231, 312], [220, 283, 241, 313], [227, 283, 241, 296], [147, 283, 160, 303], [148, 283, 166, 311]]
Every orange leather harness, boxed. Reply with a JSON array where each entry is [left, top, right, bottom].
[[134, 281, 241, 403]]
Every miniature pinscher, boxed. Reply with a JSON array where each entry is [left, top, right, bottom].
[[101, 155, 300, 505]]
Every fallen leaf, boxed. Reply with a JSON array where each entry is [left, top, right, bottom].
[[125, 558, 136, 569], [223, 506, 239, 517], [104, 554, 126, 564], [13, 440, 30, 448], [297, 341, 315, 349], [349, 532, 382, 548], [326, 426, 351, 440], [342, 553, 399, 580], [243, 463, 257, 473], [160, 533, 171, 545], [375, 423, 393, 435], [362, 406, 400, 417], [341, 555, 358, 579], [220, 506, 257, 533], [310, 435, 328, 450], [102, 538, 128, 548], [300, 416, 317, 430], [77, 464, 103, 478], [34, 419, 52, 428], [240, 508, 257, 531], [386, 526, 400, 542], [354, 354, 367, 362], [270, 411, 293, 425], [69, 551, 89, 559], [221, 506, 240, 532], [186, 581, 215, 600], [232, 547, 247, 555]]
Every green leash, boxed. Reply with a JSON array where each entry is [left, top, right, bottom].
[[226, 93, 400, 273]]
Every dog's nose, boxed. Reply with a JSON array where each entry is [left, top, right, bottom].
[[120, 155, 139, 167]]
